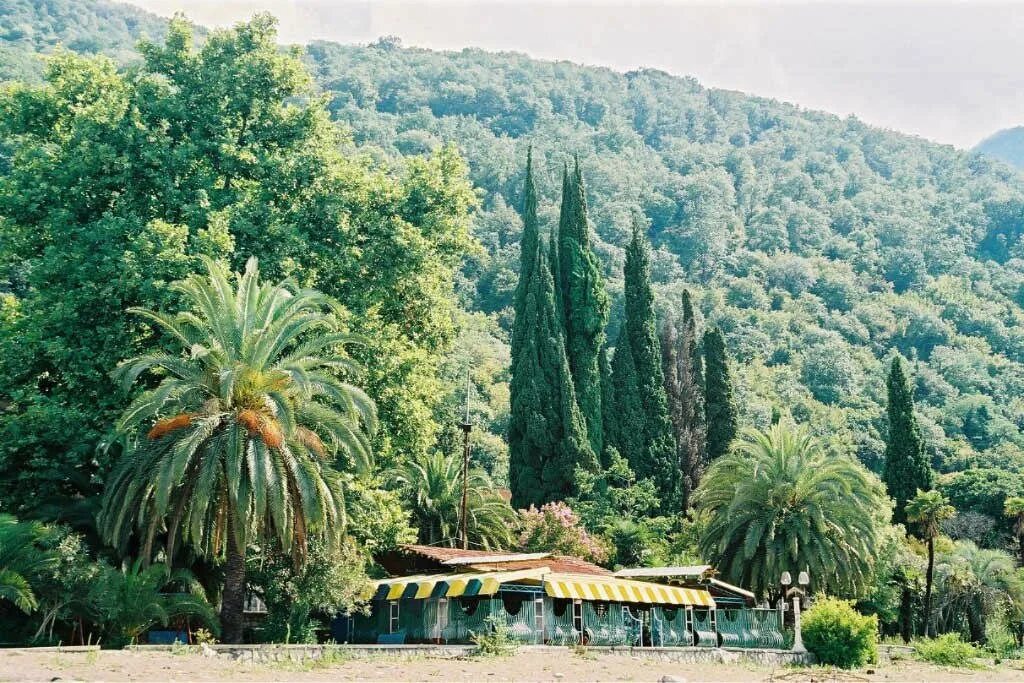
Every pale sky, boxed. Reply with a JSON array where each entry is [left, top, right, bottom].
[[125, 0, 1024, 149]]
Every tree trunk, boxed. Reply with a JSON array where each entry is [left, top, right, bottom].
[[924, 538, 935, 638], [967, 603, 985, 643], [221, 516, 247, 644], [1018, 533, 1024, 567], [899, 584, 913, 643]]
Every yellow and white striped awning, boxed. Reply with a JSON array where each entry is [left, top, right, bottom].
[[365, 569, 714, 607], [365, 568, 548, 601], [544, 573, 715, 607]]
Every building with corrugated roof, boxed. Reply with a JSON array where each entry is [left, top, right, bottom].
[[331, 545, 783, 649]]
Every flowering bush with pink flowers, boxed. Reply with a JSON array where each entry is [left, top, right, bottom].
[[517, 502, 610, 564]]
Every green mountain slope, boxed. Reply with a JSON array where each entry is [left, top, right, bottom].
[[5, 2, 1024, 478], [307, 40, 1024, 474], [0, 0, 167, 81], [976, 127, 1024, 170]]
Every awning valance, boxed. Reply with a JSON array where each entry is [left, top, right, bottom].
[[364, 568, 548, 601], [365, 569, 715, 607], [544, 573, 715, 607]]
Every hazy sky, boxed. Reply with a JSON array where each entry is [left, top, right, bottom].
[[126, 1, 1024, 149]]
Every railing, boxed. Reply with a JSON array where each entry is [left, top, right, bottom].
[[715, 608, 784, 649], [344, 597, 787, 650]]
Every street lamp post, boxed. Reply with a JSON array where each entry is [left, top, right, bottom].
[[781, 571, 810, 654]]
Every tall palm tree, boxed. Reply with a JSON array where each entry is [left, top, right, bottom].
[[934, 541, 1024, 642], [391, 452, 515, 550], [692, 423, 887, 599], [99, 258, 376, 643], [0, 515, 55, 613], [1004, 496, 1024, 566], [906, 488, 955, 638]]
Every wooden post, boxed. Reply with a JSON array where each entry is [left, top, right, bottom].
[[460, 367, 472, 550]]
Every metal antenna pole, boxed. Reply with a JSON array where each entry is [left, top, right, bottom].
[[459, 367, 472, 550]]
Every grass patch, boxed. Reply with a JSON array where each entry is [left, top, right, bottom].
[[913, 633, 981, 668]]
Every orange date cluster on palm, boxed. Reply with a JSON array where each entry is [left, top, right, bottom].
[[147, 413, 196, 440], [237, 408, 284, 449]]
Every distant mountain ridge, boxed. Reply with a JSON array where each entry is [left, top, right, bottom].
[[7, 0, 1024, 480], [976, 127, 1024, 170]]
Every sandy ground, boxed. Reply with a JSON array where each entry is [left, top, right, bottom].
[[3, 648, 1024, 683]]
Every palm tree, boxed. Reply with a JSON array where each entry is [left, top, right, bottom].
[[1004, 496, 1024, 566], [99, 258, 376, 643], [0, 511, 57, 614], [391, 452, 515, 550], [91, 560, 217, 646], [934, 541, 1024, 643], [906, 488, 955, 638], [0, 515, 54, 614], [692, 423, 888, 599]]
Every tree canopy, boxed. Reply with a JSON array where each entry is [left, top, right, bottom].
[[694, 423, 889, 598]]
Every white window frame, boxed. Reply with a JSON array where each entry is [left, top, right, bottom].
[[534, 597, 545, 643], [389, 601, 400, 633]]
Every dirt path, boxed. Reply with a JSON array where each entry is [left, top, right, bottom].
[[3, 648, 1024, 682]]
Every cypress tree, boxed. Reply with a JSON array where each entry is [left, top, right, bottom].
[[555, 158, 609, 457], [513, 148, 539, 314], [551, 164, 570, 322], [599, 346, 617, 467], [508, 240, 597, 509], [703, 327, 738, 462], [661, 290, 707, 510], [610, 328, 642, 469], [509, 149, 539, 402], [883, 356, 934, 525], [609, 219, 676, 508]]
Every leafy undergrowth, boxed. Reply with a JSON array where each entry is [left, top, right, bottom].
[[912, 633, 982, 668]]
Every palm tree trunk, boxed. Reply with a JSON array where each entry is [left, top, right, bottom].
[[221, 516, 247, 644], [924, 538, 935, 638]]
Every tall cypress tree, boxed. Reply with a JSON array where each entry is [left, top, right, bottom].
[[508, 239, 597, 509], [609, 219, 676, 508], [555, 159, 609, 457], [599, 346, 617, 467], [513, 148, 539, 314], [662, 290, 707, 510], [551, 164, 570, 323], [883, 356, 934, 525], [703, 327, 738, 462]]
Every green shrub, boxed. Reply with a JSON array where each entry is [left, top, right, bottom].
[[470, 615, 517, 657], [913, 633, 980, 668], [985, 618, 1018, 660], [802, 596, 878, 669]]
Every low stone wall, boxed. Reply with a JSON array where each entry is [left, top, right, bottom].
[[568, 645, 814, 666], [130, 643, 813, 666], [878, 644, 914, 662], [131, 643, 475, 663]]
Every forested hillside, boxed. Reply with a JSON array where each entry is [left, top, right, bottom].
[[0, 0, 165, 81], [306, 39, 1024, 477], [976, 127, 1024, 170], [5, 0, 1024, 483]]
